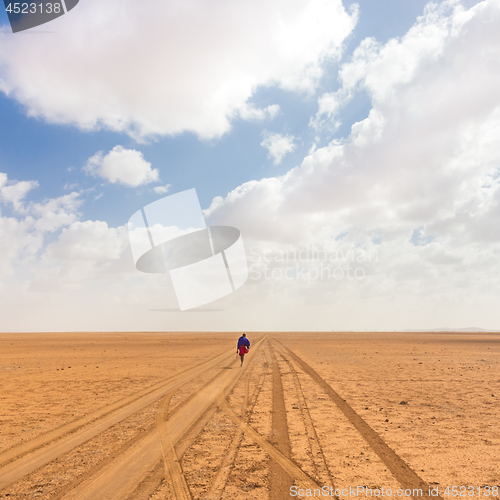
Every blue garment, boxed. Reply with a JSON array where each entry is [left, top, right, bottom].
[[237, 336, 250, 349]]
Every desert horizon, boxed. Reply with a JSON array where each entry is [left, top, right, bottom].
[[1, 331, 498, 499], [2, 0, 500, 497]]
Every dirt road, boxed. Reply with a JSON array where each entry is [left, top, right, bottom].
[[0, 332, 499, 499]]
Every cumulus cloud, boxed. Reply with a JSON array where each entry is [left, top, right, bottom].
[[261, 132, 297, 164], [310, 89, 350, 131], [84, 146, 159, 187], [239, 104, 281, 122], [153, 184, 172, 195], [45, 220, 126, 261], [0, 173, 39, 212], [0, 172, 82, 276], [312, 1, 477, 132], [203, 0, 500, 327], [31, 192, 82, 232], [4, 0, 500, 331], [0, 172, 180, 330], [0, 0, 357, 140]]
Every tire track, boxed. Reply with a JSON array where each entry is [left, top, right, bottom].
[[277, 341, 444, 500], [0, 347, 236, 492], [51, 364, 231, 500], [275, 345, 336, 490], [127, 404, 220, 500], [203, 350, 268, 500], [57, 338, 266, 500], [128, 339, 268, 500], [217, 394, 319, 490], [28, 363, 227, 500], [151, 353, 259, 500], [0, 347, 208, 467], [53, 360, 242, 500], [124, 356, 265, 500], [156, 394, 192, 500], [214, 340, 320, 491], [125, 461, 164, 500], [48, 404, 164, 500], [269, 342, 294, 498]]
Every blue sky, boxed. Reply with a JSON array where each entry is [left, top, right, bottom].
[[0, 0, 433, 223], [1, 0, 499, 331]]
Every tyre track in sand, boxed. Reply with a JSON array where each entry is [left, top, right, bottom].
[[156, 393, 191, 500], [0, 346, 203, 467], [274, 343, 336, 490], [0, 347, 236, 492], [126, 404, 220, 500], [217, 395, 320, 491], [50, 362, 235, 500], [128, 345, 268, 500], [149, 348, 263, 500], [214, 340, 320, 492], [57, 338, 266, 500], [202, 350, 268, 500], [276, 340, 444, 500], [268, 342, 294, 498]]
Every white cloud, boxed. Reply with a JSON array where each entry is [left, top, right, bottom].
[[203, 0, 500, 328], [239, 104, 281, 122], [0, 173, 82, 277], [0, 176, 39, 212], [261, 132, 297, 164], [0, 0, 357, 140], [153, 184, 172, 195], [313, 1, 477, 132], [0, 173, 190, 330], [84, 146, 159, 187], [0, 215, 40, 277], [5, 1, 500, 331], [31, 192, 82, 232], [44, 220, 128, 263], [310, 89, 349, 131]]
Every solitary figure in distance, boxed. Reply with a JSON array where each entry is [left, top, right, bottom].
[[237, 333, 250, 367]]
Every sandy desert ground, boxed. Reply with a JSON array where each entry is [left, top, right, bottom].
[[0, 331, 499, 499]]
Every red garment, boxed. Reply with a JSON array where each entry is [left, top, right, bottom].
[[238, 345, 249, 356]]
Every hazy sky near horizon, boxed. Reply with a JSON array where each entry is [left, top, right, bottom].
[[1, 0, 499, 331]]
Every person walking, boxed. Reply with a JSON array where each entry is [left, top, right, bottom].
[[236, 333, 250, 367]]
